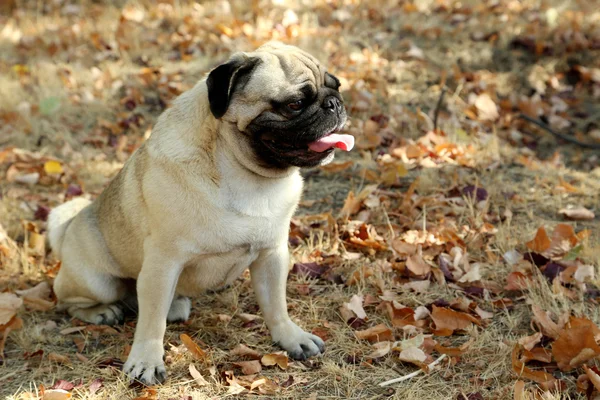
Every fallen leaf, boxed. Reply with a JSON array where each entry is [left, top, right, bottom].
[[233, 360, 262, 375], [189, 363, 209, 386], [526, 227, 550, 253], [15, 281, 52, 300], [518, 332, 543, 351], [475, 93, 499, 121], [511, 345, 555, 384], [88, 379, 103, 395], [583, 365, 600, 392], [290, 262, 328, 279], [0, 292, 23, 325], [366, 341, 391, 359], [531, 305, 561, 339], [230, 344, 261, 360], [520, 347, 552, 363], [51, 380, 74, 391], [42, 389, 71, 400], [344, 295, 367, 320], [261, 353, 288, 370], [43, 160, 63, 175], [406, 254, 431, 276], [458, 264, 482, 283], [513, 380, 525, 400], [552, 318, 600, 371], [398, 346, 427, 365], [48, 352, 70, 364], [180, 333, 206, 360], [433, 337, 474, 357], [431, 306, 481, 333], [355, 324, 393, 343], [559, 207, 595, 220]]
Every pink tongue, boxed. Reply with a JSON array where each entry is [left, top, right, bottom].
[[308, 134, 355, 153]]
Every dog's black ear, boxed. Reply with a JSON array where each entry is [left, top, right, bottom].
[[207, 56, 260, 119]]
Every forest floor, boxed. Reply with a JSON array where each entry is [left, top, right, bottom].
[[1, 1, 599, 399]]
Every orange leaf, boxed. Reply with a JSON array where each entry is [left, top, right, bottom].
[[180, 333, 206, 360], [511, 345, 555, 384], [583, 365, 600, 392], [355, 324, 393, 343], [431, 306, 481, 333], [552, 318, 600, 371], [261, 353, 288, 370], [513, 380, 525, 400], [525, 227, 550, 252]]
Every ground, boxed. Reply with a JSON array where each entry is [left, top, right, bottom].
[[1, 1, 600, 399]]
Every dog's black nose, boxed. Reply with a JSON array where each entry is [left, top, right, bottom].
[[322, 96, 341, 112]]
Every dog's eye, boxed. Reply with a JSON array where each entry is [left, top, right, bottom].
[[287, 100, 304, 111]]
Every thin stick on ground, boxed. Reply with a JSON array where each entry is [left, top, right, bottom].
[[433, 87, 447, 132], [378, 354, 448, 387], [518, 114, 600, 149]]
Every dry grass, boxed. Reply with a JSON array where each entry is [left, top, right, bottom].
[[1, 0, 600, 399]]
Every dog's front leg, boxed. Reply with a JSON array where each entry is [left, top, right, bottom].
[[250, 244, 325, 360], [123, 244, 183, 385]]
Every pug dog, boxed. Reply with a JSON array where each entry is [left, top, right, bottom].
[[47, 41, 354, 385]]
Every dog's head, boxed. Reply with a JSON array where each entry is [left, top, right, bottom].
[[206, 42, 352, 169]]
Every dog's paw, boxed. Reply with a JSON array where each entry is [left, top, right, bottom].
[[272, 321, 325, 360], [69, 303, 124, 326], [167, 296, 191, 323], [123, 340, 166, 385]]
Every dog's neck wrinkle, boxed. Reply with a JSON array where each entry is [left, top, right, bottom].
[[218, 124, 299, 180]]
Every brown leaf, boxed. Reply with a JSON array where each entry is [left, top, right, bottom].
[[431, 306, 481, 333], [233, 360, 262, 375], [406, 254, 431, 277], [513, 380, 525, 400], [434, 337, 474, 357], [552, 318, 600, 371], [559, 207, 595, 220], [531, 305, 561, 339], [511, 345, 555, 384], [518, 332, 542, 351], [355, 324, 393, 343], [230, 344, 261, 360], [15, 281, 52, 301], [520, 347, 552, 363], [526, 227, 550, 252], [392, 239, 417, 256], [180, 333, 206, 360], [261, 353, 288, 370]]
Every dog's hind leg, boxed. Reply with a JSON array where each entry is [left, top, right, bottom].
[[54, 263, 127, 325], [52, 207, 128, 326]]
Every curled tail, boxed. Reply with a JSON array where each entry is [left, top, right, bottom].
[[47, 197, 91, 258]]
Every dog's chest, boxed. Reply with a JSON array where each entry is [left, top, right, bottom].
[[176, 169, 302, 293]]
